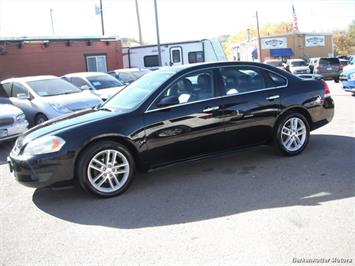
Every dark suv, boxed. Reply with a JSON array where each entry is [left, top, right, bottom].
[[309, 57, 341, 82]]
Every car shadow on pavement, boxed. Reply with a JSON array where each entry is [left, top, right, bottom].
[[0, 141, 14, 165], [32, 134, 355, 229]]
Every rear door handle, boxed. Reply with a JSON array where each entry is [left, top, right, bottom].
[[266, 95, 280, 101], [203, 106, 220, 112]]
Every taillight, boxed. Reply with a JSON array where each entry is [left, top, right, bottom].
[[323, 81, 331, 97]]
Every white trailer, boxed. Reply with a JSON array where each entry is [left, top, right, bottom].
[[123, 39, 226, 69]]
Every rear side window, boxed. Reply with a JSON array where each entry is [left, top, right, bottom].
[[319, 58, 339, 65], [220, 67, 266, 95], [188, 51, 204, 63], [144, 55, 159, 67], [12, 83, 29, 97], [267, 72, 287, 87]]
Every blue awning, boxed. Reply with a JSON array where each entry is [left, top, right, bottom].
[[251, 48, 257, 57], [270, 48, 294, 57]]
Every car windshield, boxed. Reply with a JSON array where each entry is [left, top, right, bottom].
[[102, 69, 176, 112], [291, 61, 307, 67], [27, 78, 82, 97], [266, 61, 282, 67], [87, 75, 124, 90], [118, 72, 137, 83]]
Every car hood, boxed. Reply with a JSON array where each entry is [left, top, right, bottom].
[[0, 104, 23, 118], [93, 86, 125, 99], [19, 108, 117, 146], [44, 91, 102, 111]]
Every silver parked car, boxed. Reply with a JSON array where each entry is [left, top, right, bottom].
[[285, 59, 310, 74], [62, 72, 125, 101], [0, 76, 103, 126], [108, 68, 151, 84], [0, 104, 28, 142]]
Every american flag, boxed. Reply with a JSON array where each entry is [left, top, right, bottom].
[[292, 5, 299, 32]]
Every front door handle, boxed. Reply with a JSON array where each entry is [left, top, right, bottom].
[[203, 106, 220, 112], [266, 95, 280, 101]]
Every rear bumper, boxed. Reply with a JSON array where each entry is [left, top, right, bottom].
[[316, 72, 339, 80], [7, 152, 74, 188]]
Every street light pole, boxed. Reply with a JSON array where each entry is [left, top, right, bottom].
[[100, 0, 105, 36], [135, 0, 143, 45], [256, 10, 262, 62], [50, 8, 55, 35], [154, 0, 162, 66]]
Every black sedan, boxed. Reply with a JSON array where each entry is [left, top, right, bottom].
[[8, 62, 334, 197]]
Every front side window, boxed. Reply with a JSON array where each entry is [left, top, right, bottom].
[[220, 67, 266, 95], [1, 83, 12, 97], [144, 55, 159, 67], [188, 51, 204, 64], [27, 78, 81, 97], [158, 70, 214, 105], [86, 55, 107, 72], [87, 75, 124, 90], [12, 83, 29, 97]]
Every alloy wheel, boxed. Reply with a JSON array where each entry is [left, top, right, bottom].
[[87, 149, 130, 193], [281, 117, 307, 152]]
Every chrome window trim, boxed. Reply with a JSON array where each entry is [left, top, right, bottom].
[[144, 65, 288, 114]]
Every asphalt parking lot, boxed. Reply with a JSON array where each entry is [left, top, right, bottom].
[[0, 82, 354, 265]]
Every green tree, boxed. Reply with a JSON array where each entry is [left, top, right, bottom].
[[334, 21, 355, 56]]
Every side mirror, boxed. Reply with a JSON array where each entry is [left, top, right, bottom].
[[80, 85, 91, 90], [17, 93, 30, 100], [157, 95, 179, 107]]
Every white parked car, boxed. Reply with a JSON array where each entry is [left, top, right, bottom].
[[285, 59, 310, 74], [0, 104, 28, 142], [0, 76, 103, 126], [63, 72, 126, 101]]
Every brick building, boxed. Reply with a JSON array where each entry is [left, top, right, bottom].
[[0, 36, 123, 80], [233, 32, 334, 62]]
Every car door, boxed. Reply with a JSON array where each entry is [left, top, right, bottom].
[[218, 66, 284, 148], [143, 68, 225, 167]]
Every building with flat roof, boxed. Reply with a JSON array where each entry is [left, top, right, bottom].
[[233, 32, 334, 62], [0, 36, 123, 80]]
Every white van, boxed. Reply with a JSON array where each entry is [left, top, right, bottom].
[[123, 39, 226, 69]]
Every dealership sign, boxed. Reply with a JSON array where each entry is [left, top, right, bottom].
[[305, 36, 325, 47], [261, 37, 287, 49]]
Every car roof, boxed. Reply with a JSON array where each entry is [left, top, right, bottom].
[[110, 68, 150, 73], [1, 75, 58, 83], [63, 72, 109, 78], [288, 59, 305, 61]]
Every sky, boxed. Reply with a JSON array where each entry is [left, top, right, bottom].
[[0, 0, 354, 43]]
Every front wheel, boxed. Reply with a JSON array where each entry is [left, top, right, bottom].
[[77, 141, 135, 197], [275, 113, 310, 156]]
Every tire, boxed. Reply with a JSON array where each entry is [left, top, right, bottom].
[[334, 77, 339, 83], [274, 112, 310, 156], [77, 140, 135, 198], [35, 114, 48, 125]]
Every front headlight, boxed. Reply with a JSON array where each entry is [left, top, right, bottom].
[[16, 113, 26, 121], [50, 103, 71, 113], [23, 136, 65, 157]]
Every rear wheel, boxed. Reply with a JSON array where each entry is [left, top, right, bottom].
[[35, 114, 48, 125], [77, 141, 135, 197], [334, 77, 339, 83], [275, 112, 310, 156]]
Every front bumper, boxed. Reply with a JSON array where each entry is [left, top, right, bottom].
[[7, 151, 75, 188]]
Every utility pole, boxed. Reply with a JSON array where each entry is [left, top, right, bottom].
[[135, 0, 143, 45], [50, 8, 55, 35], [100, 0, 105, 36], [154, 0, 162, 66], [255, 11, 262, 62]]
